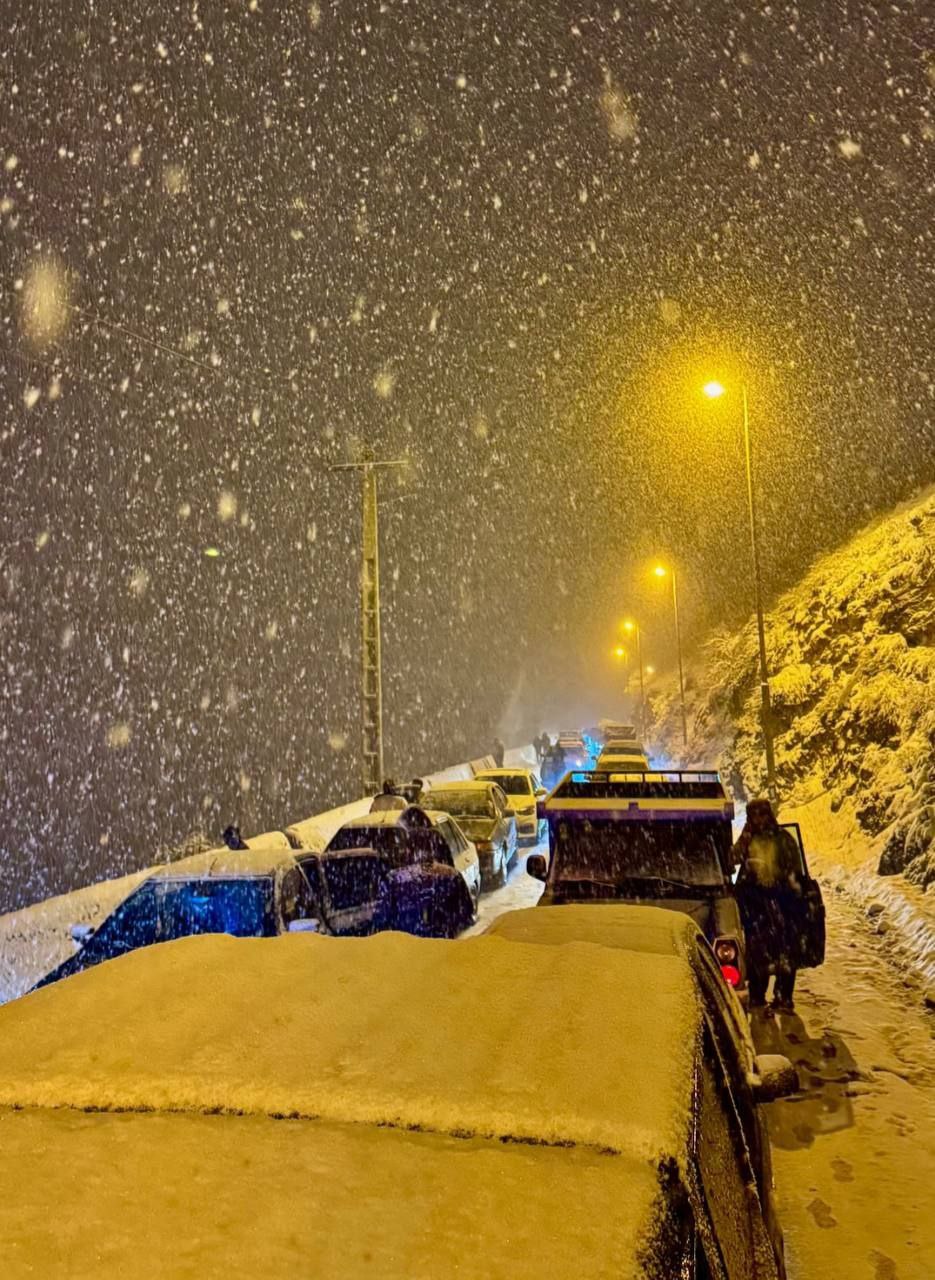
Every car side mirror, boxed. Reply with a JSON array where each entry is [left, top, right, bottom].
[[287, 918, 321, 934], [748, 1054, 799, 1102], [69, 923, 94, 947], [526, 853, 548, 882]]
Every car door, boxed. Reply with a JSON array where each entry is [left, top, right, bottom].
[[780, 822, 826, 969], [692, 940, 784, 1275], [492, 785, 517, 858], [694, 1021, 782, 1280], [301, 853, 390, 936], [437, 817, 480, 898]]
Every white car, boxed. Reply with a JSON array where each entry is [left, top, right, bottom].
[[324, 806, 482, 909], [474, 767, 547, 845]]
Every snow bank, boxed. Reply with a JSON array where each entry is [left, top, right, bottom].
[[0, 930, 697, 1163], [647, 489, 935, 946]]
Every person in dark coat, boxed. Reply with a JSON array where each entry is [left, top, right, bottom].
[[373, 845, 474, 938], [221, 824, 248, 851], [370, 778, 407, 813], [731, 798, 804, 1011], [492, 737, 506, 768]]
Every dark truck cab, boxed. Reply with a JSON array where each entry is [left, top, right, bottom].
[[528, 770, 749, 995]]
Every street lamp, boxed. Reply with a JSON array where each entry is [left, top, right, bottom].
[[702, 378, 777, 799], [653, 565, 688, 749], [622, 620, 646, 739]]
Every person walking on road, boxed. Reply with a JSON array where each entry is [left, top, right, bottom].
[[731, 798, 805, 1011], [492, 737, 505, 768]]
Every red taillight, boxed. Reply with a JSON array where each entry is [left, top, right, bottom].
[[720, 963, 741, 988], [714, 936, 739, 965]]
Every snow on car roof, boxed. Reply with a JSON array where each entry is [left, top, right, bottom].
[[0, 1106, 661, 1279], [474, 767, 533, 777], [144, 846, 299, 880], [0, 931, 697, 1164], [485, 904, 705, 958]]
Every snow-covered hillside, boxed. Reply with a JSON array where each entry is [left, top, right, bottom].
[[648, 487, 935, 923]]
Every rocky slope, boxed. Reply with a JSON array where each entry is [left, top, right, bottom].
[[647, 486, 935, 894]]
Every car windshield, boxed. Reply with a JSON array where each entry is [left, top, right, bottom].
[[319, 855, 389, 911], [428, 790, 497, 818], [478, 773, 531, 796], [85, 876, 276, 959], [552, 819, 728, 891]]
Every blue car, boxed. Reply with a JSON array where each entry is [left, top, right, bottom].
[[32, 848, 319, 991]]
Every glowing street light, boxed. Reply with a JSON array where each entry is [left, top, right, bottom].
[[613, 644, 627, 659], [701, 377, 777, 799], [652, 565, 688, 749]]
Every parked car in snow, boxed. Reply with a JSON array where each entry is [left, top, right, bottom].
[[473, 767, 547, 844], [1, 917, 796, 1277], [422, 780, 517, 888], [324, 804, 482, 909], [485, 903, 795, 1277], [528, 769, 751, 998], [32, 847, 318, 991]]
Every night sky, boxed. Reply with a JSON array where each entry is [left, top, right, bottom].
[[2, 1, 933, 910]]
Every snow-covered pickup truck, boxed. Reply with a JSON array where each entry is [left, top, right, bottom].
[[0, 922, 796, 1278], [527, 769, 752, 995]]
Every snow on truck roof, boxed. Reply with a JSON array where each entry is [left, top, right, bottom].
[[0, 931, 697, 1165]]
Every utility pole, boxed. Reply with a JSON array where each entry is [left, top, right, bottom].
[[741, 383, 778, 802], [329, 451, 408, 795]]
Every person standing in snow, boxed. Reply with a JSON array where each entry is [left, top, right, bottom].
[[492, 737, 506, 768], [731, 798, 804, 1011]]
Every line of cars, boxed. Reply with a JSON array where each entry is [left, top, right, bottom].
[[9, 729, 828, 1275], [33, 766, 549, 990]]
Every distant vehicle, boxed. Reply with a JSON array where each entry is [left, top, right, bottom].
[[486, 904, 794, 1276], [602, 737, 644, 754], [423, 780, 518, 888], [474, 767, 547, 844], [32, 847, 318, 991], [556, 731, 590, 769], [598, 720, 637, 743], [528, 769, 751, 997], [325, 805, 482, 908], [594, 745, 650, 772], [4, 913, 796, 1276]]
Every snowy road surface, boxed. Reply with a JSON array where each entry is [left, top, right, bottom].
[[477, 833, 935, 1280]]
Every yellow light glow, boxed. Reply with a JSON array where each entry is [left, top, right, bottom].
[[614, 645, 626, 659], [646, 665, 655, 675], [653, 565, 667, 578], [203, 547, 221, 558], [702, 380, 726, 399], [622, 620, 635, 633]]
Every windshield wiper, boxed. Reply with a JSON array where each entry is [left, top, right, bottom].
[[625, 875, 722, 894], [557, 876, 622, 891]]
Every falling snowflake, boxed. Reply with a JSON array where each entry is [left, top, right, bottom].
[[217, 490, 238, 522], [106, 722, 132, 749], [327, 731, 348, 752], [373, 368, 396, 399], [838, 137, 862, 160], [128, 567, 150, 597]]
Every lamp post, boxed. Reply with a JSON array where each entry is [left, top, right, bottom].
[[702, 380, 777, 799], [622, 620, 645, 739], [653, 565, 688, 749]]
